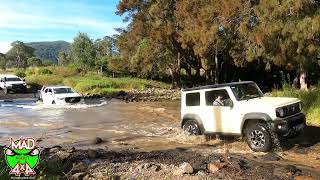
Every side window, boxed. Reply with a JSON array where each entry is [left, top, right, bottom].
[[45, 88, 52, 93], [205, 89, 231, 106], [186, 92, 200, 106]]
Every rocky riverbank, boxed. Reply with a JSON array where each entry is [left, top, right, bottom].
[[0, 142, 320, 180], [114, 88, 181, 102], [1, 145, 317, 180]]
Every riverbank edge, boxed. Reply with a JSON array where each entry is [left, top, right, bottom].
[[0, 145, 318, 179]]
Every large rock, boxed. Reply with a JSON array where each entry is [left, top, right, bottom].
[[262, 152, 282, 161], [49, 146, 62, 153], [73, 162, 88, 172], [56, 151, 71, 160], [173, 162, 193, 176], [93, 137, 103, 144], [135, 163, 161, 172], [273, 165, 301, 178], [71, 172, 86, 180], [207, 162, 227, 173], [294, 176, 317, 180], [88, 149, 99, 159]]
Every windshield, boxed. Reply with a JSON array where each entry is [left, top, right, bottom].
[[231, 83, 263, 101], [53, 88, 75, 94], [6, 77, 22, 81]]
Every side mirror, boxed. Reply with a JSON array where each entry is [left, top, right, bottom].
[[23, 79, 25, 82], [49, 92, 53, 95]]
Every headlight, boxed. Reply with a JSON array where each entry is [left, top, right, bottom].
[[276, 108, 285, 117]]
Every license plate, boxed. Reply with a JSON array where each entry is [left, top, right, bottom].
[[294, 124, 304, 131]]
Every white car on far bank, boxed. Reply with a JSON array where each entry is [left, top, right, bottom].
[[39, 86, 82, 105], [0, 74, 27, 94]]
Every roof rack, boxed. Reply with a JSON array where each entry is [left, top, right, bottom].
[[181, 81, 254, 92]]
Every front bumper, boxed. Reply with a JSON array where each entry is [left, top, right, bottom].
[[7, 85, 27, 92], [269, 113, 306, 137]]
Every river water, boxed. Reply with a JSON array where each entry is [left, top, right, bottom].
[[1, 98, 320, 172], [0, 98, 195, 150]]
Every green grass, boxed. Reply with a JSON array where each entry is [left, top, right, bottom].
[[4, 67, 170, 96], [272, 86, 320, 125]]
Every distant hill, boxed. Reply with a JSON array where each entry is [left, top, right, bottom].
[[27, 41, 71, 64]]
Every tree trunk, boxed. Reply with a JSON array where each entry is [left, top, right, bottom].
[[169, 67, 179, 89], [299, 72, 308, 91], [169, 52, 181, 89], [214, 48, 219, 84]]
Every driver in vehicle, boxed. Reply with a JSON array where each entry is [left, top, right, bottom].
[[213, 95, 225, 106]]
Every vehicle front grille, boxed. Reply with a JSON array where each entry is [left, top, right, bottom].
[[284, 103, 301, 117], [65, 97, 81, 104], [12, 84, 24, 89]]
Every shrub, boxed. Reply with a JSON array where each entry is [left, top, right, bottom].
[[25, 68, 36, 76], [26, 75, 63, 87], [36, 68, 53, 75], [15, 69, 26, 78], [50, 66, 79, 77]]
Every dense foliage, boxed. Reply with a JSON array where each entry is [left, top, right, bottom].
[[3, 0, 320, 90], [114, 0, 320, 89]]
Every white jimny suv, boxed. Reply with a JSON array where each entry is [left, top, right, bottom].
[[39, 86, 82, 105], [0, 74, 27, 94], [181, 81, 306, 152]]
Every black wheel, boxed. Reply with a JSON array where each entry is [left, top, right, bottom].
[[245, 123, 272, 152], [183, 120, 201, 135], [52, 100, 56, 104]]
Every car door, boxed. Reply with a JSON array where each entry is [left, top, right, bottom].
[[204, 89, 236, 134], [42, 88, 53, 104]]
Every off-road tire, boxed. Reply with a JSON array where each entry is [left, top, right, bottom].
[[245, 123, 272, 152], [270, 131, 284, 151], [183, 120, 201, 136]]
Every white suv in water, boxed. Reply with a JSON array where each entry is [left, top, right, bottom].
[[39, 86, 82, 105], [181, 81, 306, 152], [0, 75, 27, 94]]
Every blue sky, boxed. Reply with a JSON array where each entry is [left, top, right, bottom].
[[0, 0, 125, 53]]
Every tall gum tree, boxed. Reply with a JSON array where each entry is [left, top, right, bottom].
[[6, 41, 34, 69], [238, 0, 320, 90], [175, 0, 251, 84]]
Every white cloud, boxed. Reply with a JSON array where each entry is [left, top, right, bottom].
[[0, 4, 123, 32], [0, 42, 12, 54]]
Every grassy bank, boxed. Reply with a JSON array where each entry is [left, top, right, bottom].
[[0, 67, 170, 96], [272, 86, 320, 125]]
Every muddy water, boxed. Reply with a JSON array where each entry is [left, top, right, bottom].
[[0, 99, 188, 150], [0, 98, 320, 173]]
